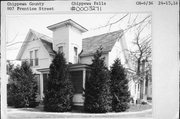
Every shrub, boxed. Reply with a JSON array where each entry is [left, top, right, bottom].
[[43, 52, 74, 112], [110, 58, 130, 112], [84, 47, 112, 113], [7, 83, 16, 106], [7, 61, 39, 108]]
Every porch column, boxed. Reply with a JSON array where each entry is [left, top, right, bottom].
[[83, 69, 86, 92], [143, 79, 147, 100], [135, 83, 139, 101], [137, 83, 140, 100], [40, 73, 44, 100]]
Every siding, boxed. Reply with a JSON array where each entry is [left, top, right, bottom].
[[20, 37, 51, 70]]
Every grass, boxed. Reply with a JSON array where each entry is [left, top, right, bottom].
[[126, 104, 152, 112], [8, 103, 152, 113], [8, 104, 152, 119]]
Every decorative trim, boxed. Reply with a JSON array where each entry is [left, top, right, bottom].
[[47, 19, 88, 32]]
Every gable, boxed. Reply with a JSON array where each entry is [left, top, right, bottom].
[[80, 30, 123, 57], [16, 29, 54, 60]]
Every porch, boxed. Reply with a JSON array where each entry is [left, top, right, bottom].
[[36, 64, 90, 106]]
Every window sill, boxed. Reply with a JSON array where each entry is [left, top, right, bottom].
[[31, 65, 40, 68]]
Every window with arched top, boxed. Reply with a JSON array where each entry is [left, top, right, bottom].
[[74, 47, 78, 63], [30, 51, 33, 66], [35, 50, 39, 66], [58, 46, 63, 53]]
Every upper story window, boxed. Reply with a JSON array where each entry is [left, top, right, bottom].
[[116, 48, 120, 58], [74, 47, 78, 63], [58, 46, 63, 53], [74, 47, 78, 56], [30, 51, 33, 66], [35, 50, 39, 66], [29, 49, 39, 67]]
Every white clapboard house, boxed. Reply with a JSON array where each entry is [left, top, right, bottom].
[[16, 19, 150, 106]]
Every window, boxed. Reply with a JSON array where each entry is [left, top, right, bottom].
[[30, 51, 33, 66], [74, 47, 78, 56], [35, 50, 39, 66], [74, 47, 78, 63], [58, 46, 63, 53], [138, 83, 140, 91], [116, 49, 120, 58], [30, 49, 39, 66]]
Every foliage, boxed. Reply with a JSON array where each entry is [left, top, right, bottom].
[[110, 58, 130, 112], [43, 52, 74, 112], [84, 47, 112, 113], [7, 61, 39, 108]]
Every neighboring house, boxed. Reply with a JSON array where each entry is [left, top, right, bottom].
[[16, 19, 146, 106]]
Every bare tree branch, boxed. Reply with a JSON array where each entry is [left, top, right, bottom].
[[7, 32, 19, 44], [94, 13, 129, 30], [124, 15, 151, 33]]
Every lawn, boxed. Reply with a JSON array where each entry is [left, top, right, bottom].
[[8, 103, 152, 113], [126, 104, 152, 112], [7, 104, 152, 119]]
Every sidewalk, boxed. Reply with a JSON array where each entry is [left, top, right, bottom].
[[8, 107, 152, 119]]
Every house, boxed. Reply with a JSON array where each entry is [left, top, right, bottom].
[[16, 19, 147, 106]]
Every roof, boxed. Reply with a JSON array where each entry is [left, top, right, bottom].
[[40, 39, 55, 56], [80, 30, 123, 57], [30, 29, 55, 56], [30, 29, 52, 43], [37, 64, 90, 72], [47, 19, 88, 33], [17, 29, 124, 60]]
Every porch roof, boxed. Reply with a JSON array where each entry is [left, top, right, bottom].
[[37, 64, 90, 73], [69, 64, 90, 71]]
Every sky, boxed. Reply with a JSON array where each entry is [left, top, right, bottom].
[[6, 13, 151, 61]]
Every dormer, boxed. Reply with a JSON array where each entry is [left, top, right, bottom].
[[47, 19, 87, 64]]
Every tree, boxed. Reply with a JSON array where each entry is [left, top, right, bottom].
[[94, 13, 152, 81], [98, 14, 152, 101], [43, 52, 74, 112], [128, 23, 151, 77], [7, 61, 39, 108], [7, 61, 15, 106], [110, 58, 130, 112], [127, 21, 152, 100], [84, 47, 112, 113]]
